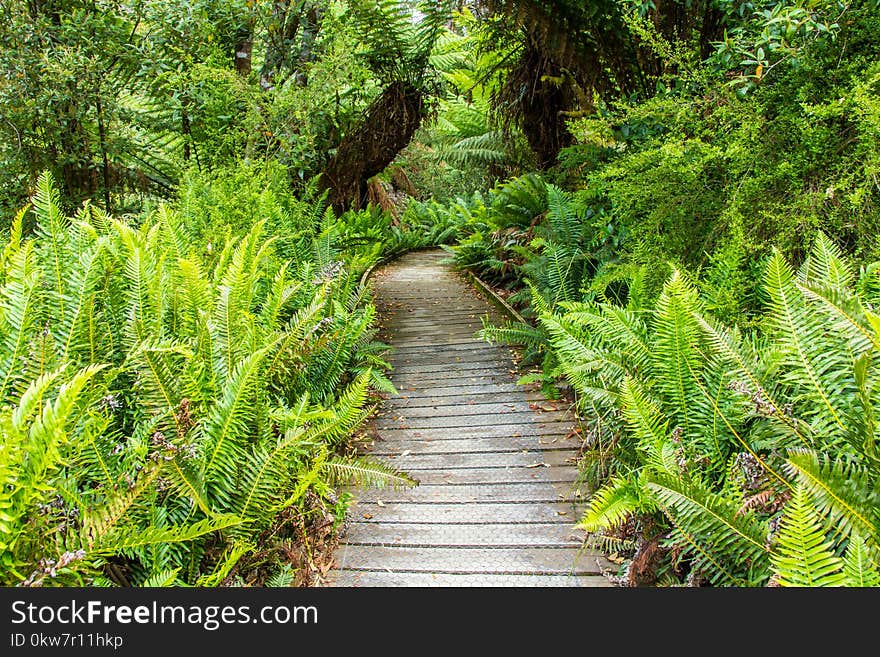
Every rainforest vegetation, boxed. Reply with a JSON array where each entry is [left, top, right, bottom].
[[1, 0, 879, 587]]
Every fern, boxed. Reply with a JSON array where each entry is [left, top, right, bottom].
[[98, 515, 242, 554], [842, 535, 880, 587], [323, 455, 418, 489], [32, 172, 69, 326], [0, 244, 42, 399], [784, 449, 880, 548], [140, 568, 182, 587], [577, 475, 644, 532], [202, 349, 269, 507], [0, 172, 414, 585], [765, 250, 853, 437], [770, 485, 845, 587], [647, 473, 772, 586]]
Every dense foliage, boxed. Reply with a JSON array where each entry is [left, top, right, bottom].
[[2, 0, 879, 587], [0, 170, 415, 586]]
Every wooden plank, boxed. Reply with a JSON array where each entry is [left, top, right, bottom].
[[330, 571, 609, 587], [334, 546, 603, 575], [326, 249, 609, 587]]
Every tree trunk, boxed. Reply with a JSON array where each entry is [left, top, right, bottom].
[[234, 24, 253, 76], [320, 82, 426, 213], [507, 44, 574, 170], [260, 0, 303, 90]]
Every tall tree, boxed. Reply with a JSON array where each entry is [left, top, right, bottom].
[[320, 0, 455, 212], [483, 0, 727, 168]]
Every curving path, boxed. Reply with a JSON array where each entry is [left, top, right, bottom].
[[327, 249, 611, 586]]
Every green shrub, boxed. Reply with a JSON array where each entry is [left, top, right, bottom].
[[0, 173, 411, 587], [538, 233, 880, 586]]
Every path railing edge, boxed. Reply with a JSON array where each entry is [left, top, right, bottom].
[[460, 268, 527, 325]]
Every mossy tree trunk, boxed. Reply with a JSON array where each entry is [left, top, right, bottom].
[[320, 81, 426, 213]]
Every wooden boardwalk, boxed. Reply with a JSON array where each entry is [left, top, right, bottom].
[[327, 249, 611, 586]]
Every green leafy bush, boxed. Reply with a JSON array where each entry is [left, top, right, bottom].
[[0, 173, 411, 587], [536, 234, 880, 586]]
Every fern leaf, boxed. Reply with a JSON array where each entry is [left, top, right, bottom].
[[577, 475, 643, 532], [323, 456, 418, 489], [784, 449, 880, 545], [97, 515, 242, 554], [647, 472, 771, 585], [140, 568, 182, 587], [202, 349, 268, 505], [770, 485, 845, 587], [32, 172, 68, 325], [765, 250, 850, 433], [797, 231, 853, 289], [0, 244, 42, 400], [842, 535, 880, 587]]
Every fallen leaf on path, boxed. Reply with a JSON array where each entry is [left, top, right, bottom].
[[377, 500, 385, 507], [526, 462, 551, 468], [362, 513, 373, 519]]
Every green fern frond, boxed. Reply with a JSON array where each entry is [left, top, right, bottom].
[[98, 515, 242, 554], [265, 564, 296, 588], [32, 172, 69, 326], [0, 244, 42, 400], [842, 535, 880, 587], [577, 475, 643, 532], [323, 456, 418, 489], [0, 203, 28, 274], [619, 377, 676, 473], [202, 349, 268, 506], [797, 231, 853, 289], [140, 568, 182, 587], [195, 541, 254, 587], [770, 485, 845, 587], [784, 449, 880, 547], [765, 250, 852, 435], [479, 319, 547, 350], [647, 472, 771, 586]]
